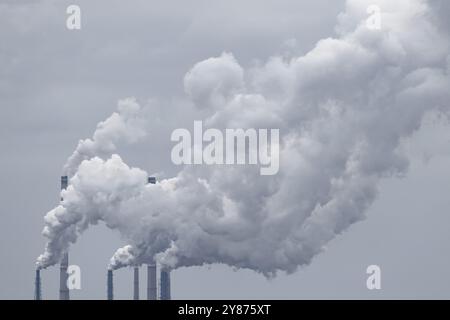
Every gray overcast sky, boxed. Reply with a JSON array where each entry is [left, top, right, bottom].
[[1, 0, 450, 299]]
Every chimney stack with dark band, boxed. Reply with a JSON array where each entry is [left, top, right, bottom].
[[146, 176, 158, 300], [59, 176, 70, 300], [107, 269, 114, 300]]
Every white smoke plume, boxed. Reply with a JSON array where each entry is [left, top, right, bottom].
[[36, 97, 147, 268], [63, 97, 147, 177], [38, 0, 450, 275]]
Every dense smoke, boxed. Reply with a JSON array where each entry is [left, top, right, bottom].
[[63, 97, 147, 177], [38, 0, 450, 275]]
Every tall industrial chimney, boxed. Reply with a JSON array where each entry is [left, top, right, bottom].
[[34, 269, 41, 300], [133, 266, 139, 300], [147, 264, 157, 300], [59, 253, 69, 300], [59, 176, 70, 300], [160, 269, 171, 300], [107, 269, 114, 300], [146, 176, 158, 300]]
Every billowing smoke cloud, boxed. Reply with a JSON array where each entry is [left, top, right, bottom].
[[36, 98, 147, 268], [63, 97, 147, 177], [184, 53, 245, 110], [38, 0, 450, 275]]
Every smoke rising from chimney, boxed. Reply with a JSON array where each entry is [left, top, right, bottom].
[[36, 99, 148, 269], [37, 0, 450, 276], [63, 97, 147, 177]]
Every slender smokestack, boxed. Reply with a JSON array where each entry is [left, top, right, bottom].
[[133, 266, 139, 300], [107, 269, 114, 300], [146, 176, 158, 300], [59, 176, 70, 300], [160, 269, 171, 300], [34, 269, 41, 300], [59, 253, 69, 300], [147, 264, 157, 300], [60, 175, 68, 199]]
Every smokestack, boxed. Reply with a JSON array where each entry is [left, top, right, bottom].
[[107, 269, 114, 300], [59, 253, 69, 300], [160, 269, 171, 300], [147, 264, 157, 300], [133, 266, 139, 300], [34, 269, 41, 300], [59, 176, 70, 300], [146, 176, 158, 300], [60, 175, 68, 199]]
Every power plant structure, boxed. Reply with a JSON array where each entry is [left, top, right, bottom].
[[160, 268, 171, 300], [107, 269, 114, 300], [35, 176, 172, 300], [133, 266, 139, 300], [34, 269, 41, 300], [145, 176, 159, 300], [147, 264, 157, 300], [59, 176, 70, 300]]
